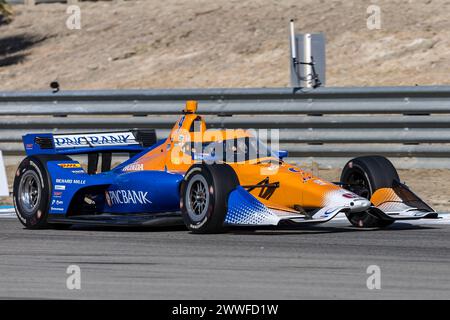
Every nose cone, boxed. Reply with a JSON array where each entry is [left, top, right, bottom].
[[348, 198, 371, 212]]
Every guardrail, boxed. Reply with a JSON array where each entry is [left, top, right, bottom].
[[1, 86, 450, 167]]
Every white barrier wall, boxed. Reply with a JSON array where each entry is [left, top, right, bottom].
[[0, 151, 9, 196]]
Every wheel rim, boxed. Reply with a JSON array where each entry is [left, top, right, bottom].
[[186, 175, 210, 222], [18, 171, 41, 215], [345, 170, 371, 199]]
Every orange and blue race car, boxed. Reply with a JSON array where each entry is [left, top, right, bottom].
[[13, 101, 438, 233]]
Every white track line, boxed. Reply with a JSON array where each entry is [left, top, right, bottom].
[[0, 207, 16, 219]]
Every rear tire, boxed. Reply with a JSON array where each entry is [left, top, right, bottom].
[[180, 163, 239, 234], [13, 155, 71, 229], [340, 155, 398, 228]]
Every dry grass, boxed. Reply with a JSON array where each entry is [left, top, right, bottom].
[[0, 0, 449, 89]]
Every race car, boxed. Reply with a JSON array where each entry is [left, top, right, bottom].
[[13, 101, 438, 233]]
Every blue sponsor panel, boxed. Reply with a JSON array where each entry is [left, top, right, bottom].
[[46, 159, 183, 215], [225, 186, 280, 225], [102, 171, 183, 214], [47, 160, 115, 215], [46, 160, 99, 214]]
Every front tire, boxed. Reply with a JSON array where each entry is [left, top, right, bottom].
[[340, 155, 398, 228], [180, 163, 239, 234], [13, 155, 70, 229]]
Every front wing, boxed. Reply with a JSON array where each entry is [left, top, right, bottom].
[[225, 186, 350, 226], [224, 186, 438, 227]]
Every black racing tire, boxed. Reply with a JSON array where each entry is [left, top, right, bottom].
[[180, 163, 239, 234], [13, 155, 71, 229], [340, 155, 399, 228]]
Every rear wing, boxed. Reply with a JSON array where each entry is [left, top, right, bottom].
[[22, 130, 156, 156]]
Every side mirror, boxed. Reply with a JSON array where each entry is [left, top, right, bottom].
[[276, 150, 288, 159]]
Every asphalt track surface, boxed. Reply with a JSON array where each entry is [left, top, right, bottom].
[[0, 214, 450, 299]]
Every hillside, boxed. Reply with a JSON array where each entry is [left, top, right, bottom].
[[0, 0, 449, 90]]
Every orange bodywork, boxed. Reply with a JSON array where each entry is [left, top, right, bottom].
[[125, 106, 351, 213], [371, 188, 402, 207]]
